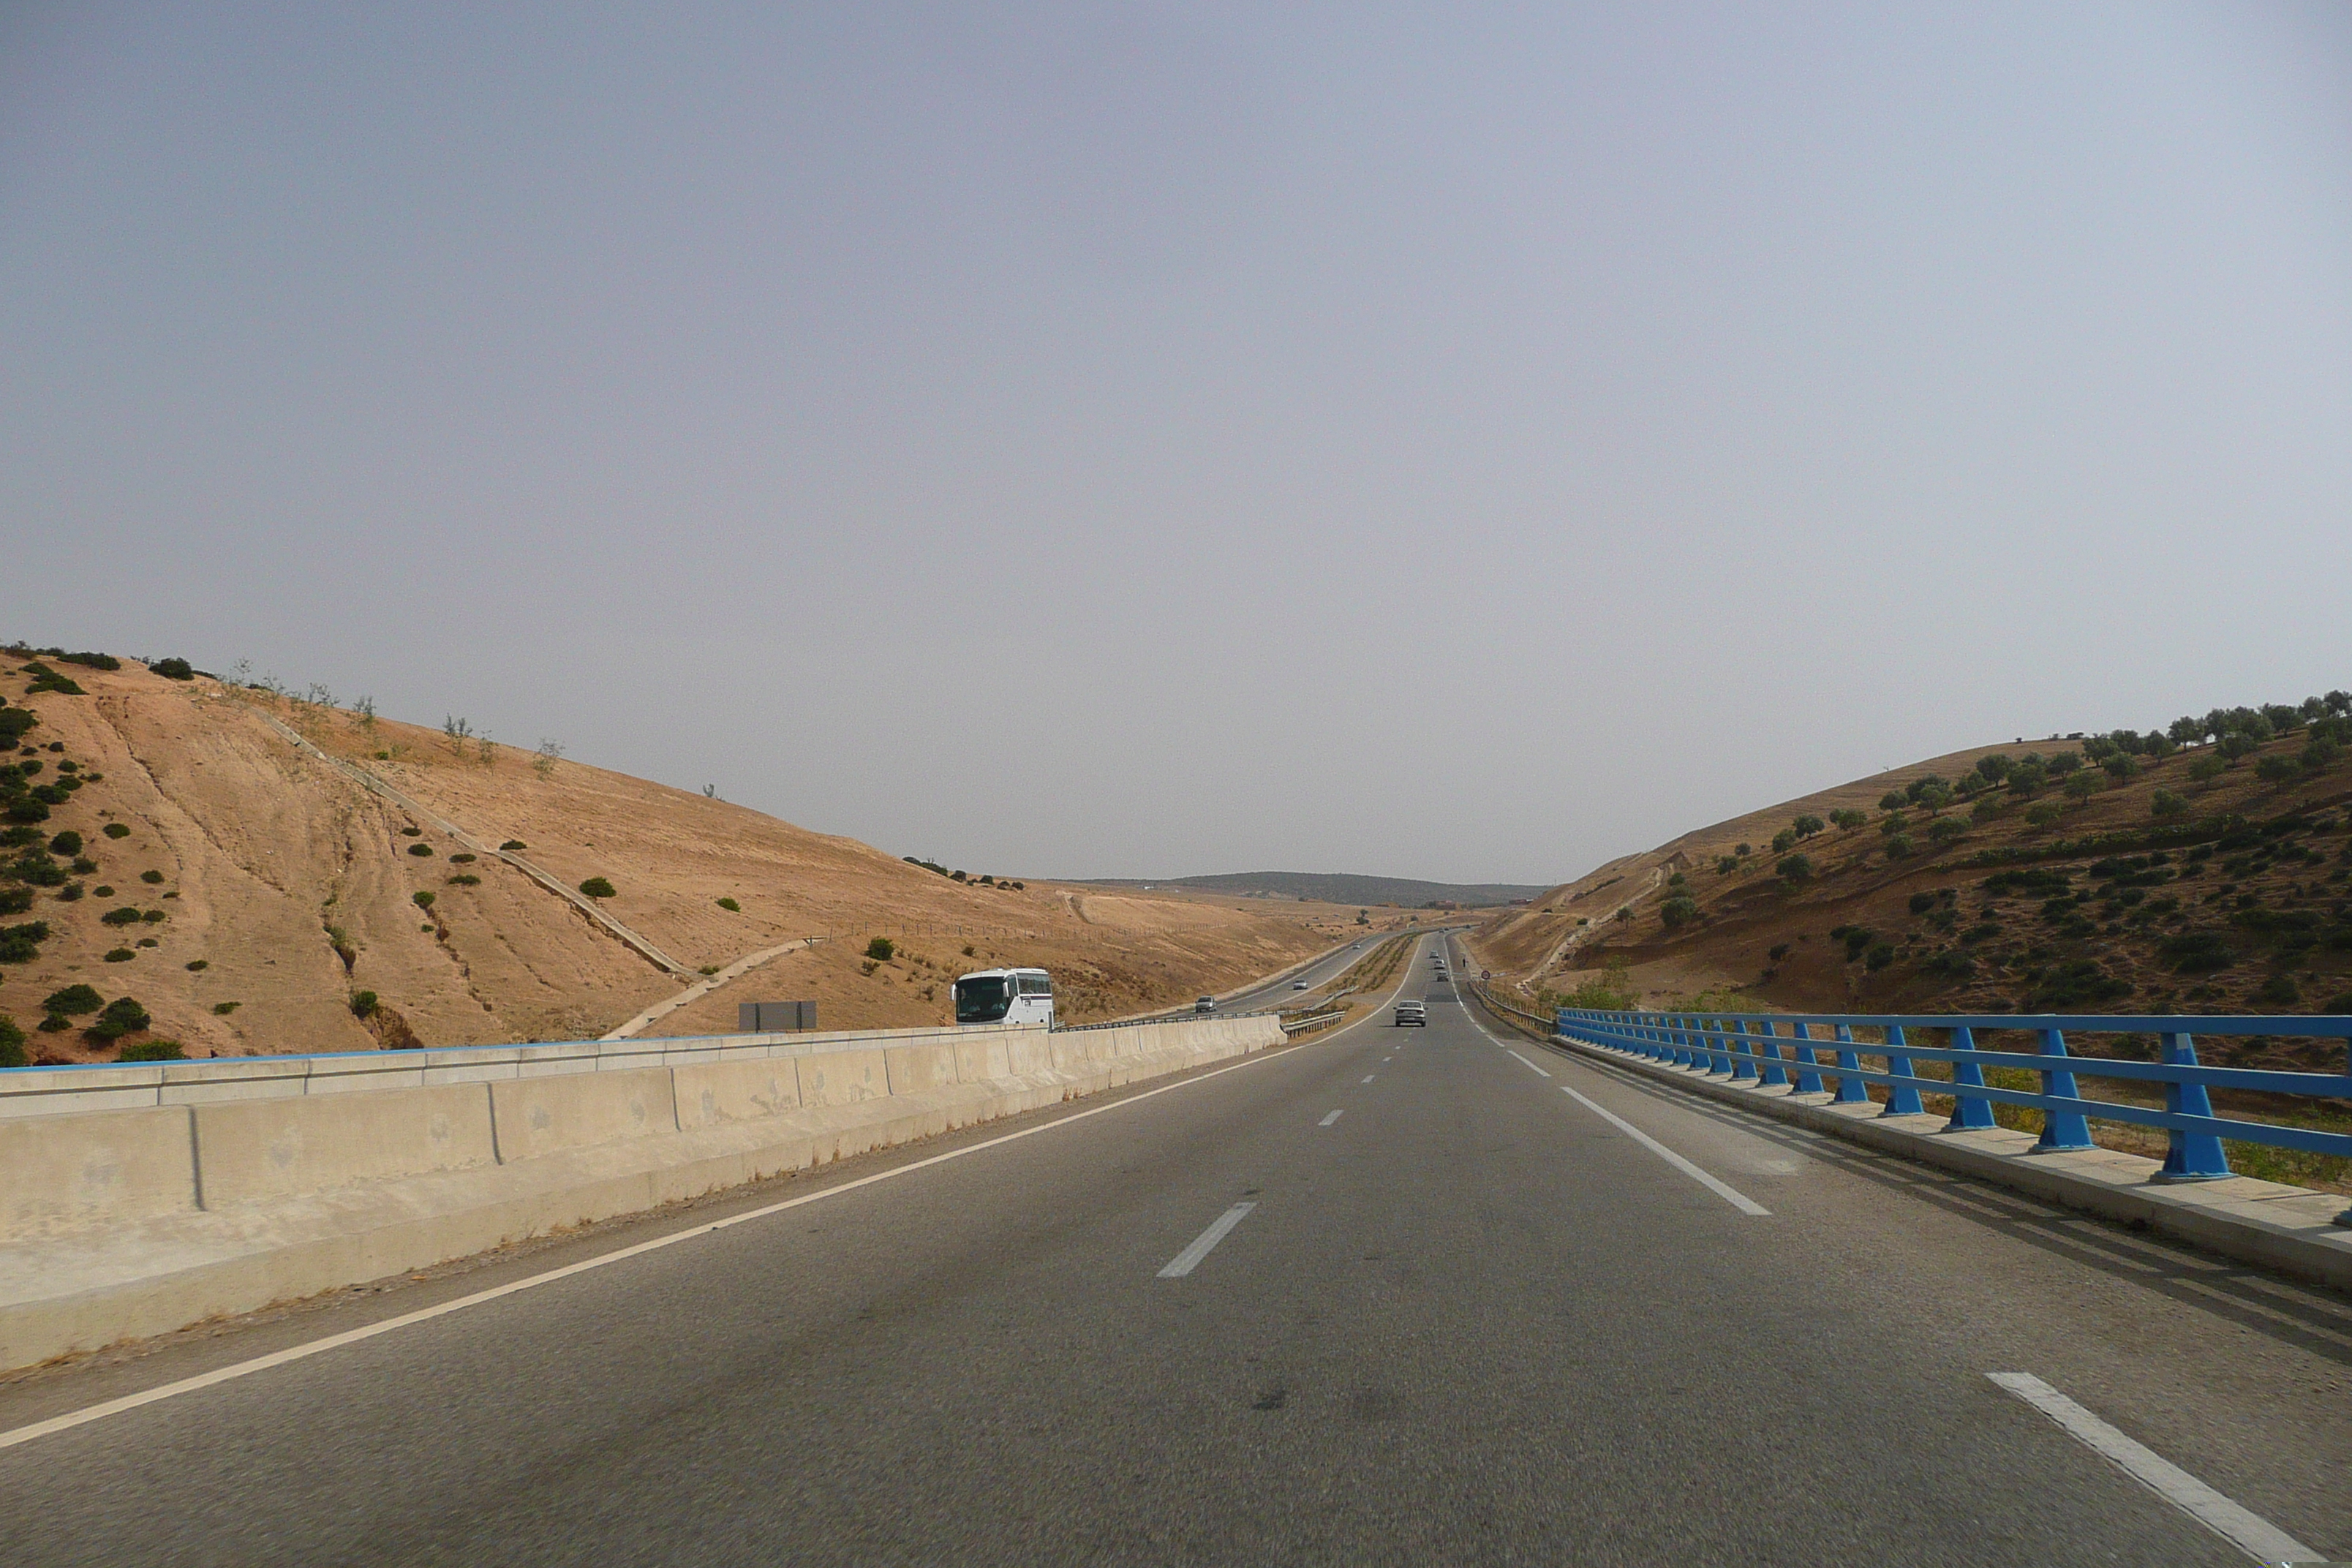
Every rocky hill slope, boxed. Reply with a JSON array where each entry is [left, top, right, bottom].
[[0, 649, 1343, 1063], [1470, 698, 2352, 1068]]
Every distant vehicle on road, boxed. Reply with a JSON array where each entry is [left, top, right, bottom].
[[954, 967, 1054, 1027], [1194, 996, 1216, 1014], [1291, 980, 1310, 990], [1394, 999, 1427, 1027]]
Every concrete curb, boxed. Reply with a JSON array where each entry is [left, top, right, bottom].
[[1547, 1033, 2352, 1295]]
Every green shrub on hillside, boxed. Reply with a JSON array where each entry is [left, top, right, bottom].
[[2150, 789, 2188, 819], [2158, 930, 2234, 973], [0, 889, 29, 916], [0, 1014, 24, 1068], [86, 996, 149, 1039], [350, 990, 379, 1018], [2255, 755, 2299, 784], [1791, 814, 1825, 839], [103, 822, 129, 839], [1771, 829, 1796, 854], [118, 1039, 186, 1062], [865, 936, 896, 962], [1926, 818, 1968, 845], [151, 658, 195, 680], [716, 897, 740, 911], [185, 959, 207, 970], [1776, 853, 1812, 884], [1878, 791, 1906, 812], [101, 906, 141, 927], [48, 830, 80, 856], [407, 843, 434, 857], [578, 877, 615, 900], [1660, 897, 1699, 929], [1883, 834, 1914, 859], [2062, 772, 2103, 802], [412, 891, 435, 910], [445, 873, 480, 886], [1865, 943, 1896, 971], [448, 851, 475, 863], [500, 840, 527, 851], [212, 1001, 238, 1015]]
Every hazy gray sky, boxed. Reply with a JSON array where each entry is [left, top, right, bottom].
[[4, 3, 2348, 885]]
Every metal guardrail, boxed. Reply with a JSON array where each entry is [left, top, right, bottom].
[[1469, 982, 1551, 1030], [1556, 1007, 2352, 1218], [1278, 1008, 1346, 1035], [1055, 1009, 1276, 1033]]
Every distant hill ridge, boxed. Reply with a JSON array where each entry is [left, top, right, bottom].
[[1082, 872, 1550, 908]]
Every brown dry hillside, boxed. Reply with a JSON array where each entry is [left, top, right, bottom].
[[1469, 716, 2352, 1068], [0, 650, 1349, 1063]]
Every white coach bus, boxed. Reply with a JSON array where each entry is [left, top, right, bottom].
[[953, 967, 1055, 1027]]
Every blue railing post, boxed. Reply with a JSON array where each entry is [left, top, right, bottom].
[[1755, 1020, 1791, 1087], [1944, 1025, 1997, 1131], [1730, 1019, 1759, 1081], [1790, 1022, 1827, 1095], [1829, 1024, 1870, 1105], [2156, 1031, 2231, 1181], [2033, 1027, 2095, 1152], [1668, 1016, 1691, 1068], [1880, 1025, 1926, 1117]]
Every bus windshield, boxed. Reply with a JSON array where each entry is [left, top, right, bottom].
[[955, 976, 1011, 1023]]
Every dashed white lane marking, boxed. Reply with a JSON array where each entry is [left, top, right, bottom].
[[1158, 1203, 1257, 1278], [1558, 1085, 1770, 1216], [1319, 1109, 1344, 1127], [1987, 1373, 2319, 1564], [1361, 1074, 1376, 1084], [1507, 1049, 1552, 1078], [1382, 1055, 1393, 1062]]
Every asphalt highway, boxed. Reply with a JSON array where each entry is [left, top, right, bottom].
[[3, 933, 2348, 1564]]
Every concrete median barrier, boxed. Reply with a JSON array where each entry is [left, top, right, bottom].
[[193, 1084, 498, 1207], [489, 1068, 677, 1163], [0, 1107, 198, 1237], [0, 1012, 1289, 1369], [673, 1059, 802, 1127]]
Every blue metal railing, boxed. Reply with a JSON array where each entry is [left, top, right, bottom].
[[1555, 1008, 2352, 1218]]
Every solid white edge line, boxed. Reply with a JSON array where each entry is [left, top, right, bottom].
[[1558, 1085, 1771, 1215], [1156, 1202, 1256, 1278], [1506, 1049, 1553, 1078], [0, 935, 1435, 1455], [1361, 1074, 1376, 1084], [1319, 1109, 1343, 1127], [1986, 1373, 2320, 1564], [1460, 1004, 1765, 1216]]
